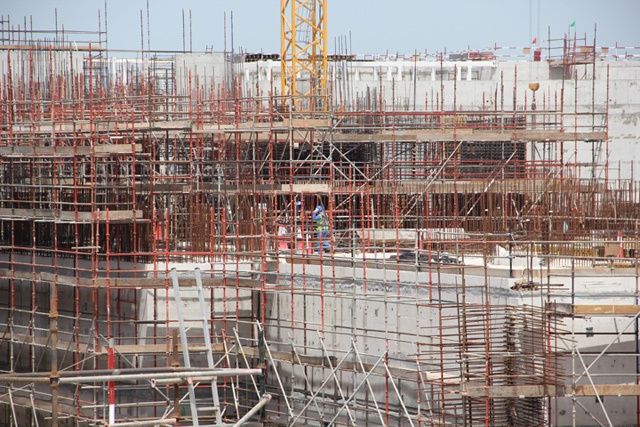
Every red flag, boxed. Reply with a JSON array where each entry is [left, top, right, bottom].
[[532, 37, 537, 44]]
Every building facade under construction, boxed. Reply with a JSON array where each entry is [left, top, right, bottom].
[[0, 13, 640, 427]]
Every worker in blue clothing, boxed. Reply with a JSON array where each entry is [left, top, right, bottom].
[[294, 200, 305, 250], [312, 205, 331, 254]]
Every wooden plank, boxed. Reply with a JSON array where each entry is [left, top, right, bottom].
[[0, 270, 260, 289], [94, 144, 143, 154], [96, 343, 226, 355], [0, 209, 145, 223], [574, 305, 640, 315], [140, 182, 331, 195], [93, 277, 260, 288], [0, 269, 38, 281], [97, 210, 144, 221], [370, 179, 552, 195], [467, 383, 640, 398], [0, 144, 141, 156], [574, 384, 640, 396], [288, 118, 331, 128], [0, 208, 56, 220], [603, 243, 621, 257], [150, 120, 193, 130], [411, 130, 606, 142], [549, 303, 640, 316], [464, 384, 563, 398], [333, 133, 418, 142], [236, 122, 275, 130], [40, 272, 84, 286], [356, 228, 418, 243]]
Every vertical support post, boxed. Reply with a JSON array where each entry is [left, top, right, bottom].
[[108, 340, 115, 424], [171, 329, 180, 421], [50, 280, 59, 427]]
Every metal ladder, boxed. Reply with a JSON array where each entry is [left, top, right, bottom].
[[170, 267, 221, 426]]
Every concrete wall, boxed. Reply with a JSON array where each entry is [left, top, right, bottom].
[[262, 259, 640, 426], [262, 261, 529, 425], [0, 50, 84, 90], [174, 53, 228, 96]]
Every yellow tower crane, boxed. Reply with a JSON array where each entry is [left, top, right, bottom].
[[280, 0, 328, 112]]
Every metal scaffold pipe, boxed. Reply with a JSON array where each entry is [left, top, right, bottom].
[[232, 394, 272, 427], [107, 419, 177, 427], [57, 369, 262, 384], [0, 369, 262, 385]]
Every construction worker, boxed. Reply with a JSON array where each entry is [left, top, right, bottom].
[[296, 200, 304, 220], [312, 205, 331, 254], [294, 200, 305, 250]]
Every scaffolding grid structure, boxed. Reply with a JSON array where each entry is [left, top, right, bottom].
[[0, 19, 639, 427]]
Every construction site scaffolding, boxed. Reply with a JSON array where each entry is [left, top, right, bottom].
[[0, 21, 638, 427]]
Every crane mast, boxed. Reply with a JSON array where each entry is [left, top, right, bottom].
[[280, 0, 328, 112]]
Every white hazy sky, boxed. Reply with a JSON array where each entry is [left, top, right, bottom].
[[3, 1, 640, 54]]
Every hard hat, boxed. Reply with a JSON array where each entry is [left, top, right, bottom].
[[296, 201, 302, 206], [315, 205, 323, 212]]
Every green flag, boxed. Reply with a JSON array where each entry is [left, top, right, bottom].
[[569, 21, 575, 27]]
